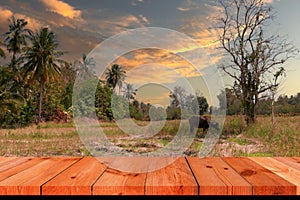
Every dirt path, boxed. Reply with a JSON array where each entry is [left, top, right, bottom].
[[210, 134, 267, 156]]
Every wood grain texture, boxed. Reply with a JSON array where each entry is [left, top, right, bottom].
[[42, 157, 106, 195], [0, 157, 80, 195], [145, 157, 198, 195], [187, 157, 252, 195], [249, 157, 300, 195], [223, 157, 296, 195], [93, 157, 148, 195], [274, 157, 300, 171], [98, 157, 150, 173], [0, 157, 20, 167], [0, 157, 46, 182]]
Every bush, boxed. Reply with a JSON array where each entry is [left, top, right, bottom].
[[222, 115, 247, 136]]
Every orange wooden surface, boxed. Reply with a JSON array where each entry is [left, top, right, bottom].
[[42, 157, 106, 195], [0, 158, 21, 167], [0, 157, 45, 182], [249, 157, 300, 195], [145, 157, 198, 195], [274, 157, 300, 171], [0, 157, 80, 195], [0, 156, 298, 195], [187, 157, 252, 195], [93, 168, 146, 195], [93, 157, 148, 195], [223, 157, 297, 195]]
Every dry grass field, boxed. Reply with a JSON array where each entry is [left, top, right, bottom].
[[0, 116, 299, 157]]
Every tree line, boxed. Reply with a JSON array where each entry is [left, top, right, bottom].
[[218, 88, 300, 116], [0, 16, 209, 128]]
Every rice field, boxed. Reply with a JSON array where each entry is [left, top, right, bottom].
[[0, 116, 299, 157]]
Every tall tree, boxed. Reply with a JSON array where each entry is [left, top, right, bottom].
[[60, 62, 77, 110], [270, 67, 285, 125], [217, 88, 242, 115], [23, 27, 64, 124], [169, 86, 187, 108], [105, 64, 126, 94], [123, 82, 137, 101], [197, 96, 209, 115], [76, 53, 96, 79], [217, 0, 298, 124], [4, 16, 30, 69]]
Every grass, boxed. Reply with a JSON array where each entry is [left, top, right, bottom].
[[217, 115, 300, 156], [240, 152, 274, 157], [244, 116, 300, 156], [229, 137, 253, 146], [0, 116, 299, 157], [0, 122, 90, 156]]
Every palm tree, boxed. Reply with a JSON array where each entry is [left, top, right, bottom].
[[105, 64, 126, 94], [4, 16, 30, 69], [76, 53, 96, 79], [123, 83, 137, 101], [0, 41, 5, 58], [23, 27, 64, 124]]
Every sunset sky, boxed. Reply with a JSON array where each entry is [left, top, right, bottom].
[[0, 0, 299, 107]]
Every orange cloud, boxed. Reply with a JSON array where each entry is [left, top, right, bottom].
[[0, 6, 13, 22], [0, 6, 42, 31], [177, 0, 201, 12], [125, 63, 182, 85], [40, 0, 81, 19], [93, 14, 147, 36], [111, 49, 202, 82], [138, 14, 149, 24], [263, 0, 273, 3]]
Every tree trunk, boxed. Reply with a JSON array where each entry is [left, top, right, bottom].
[[12, 53, 16, 71], [37, 80, 44, 124], [271, 93, 275, 125], [243, 96, 255, 125]]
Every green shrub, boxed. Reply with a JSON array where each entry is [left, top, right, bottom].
[[222, 115, 246, 136]]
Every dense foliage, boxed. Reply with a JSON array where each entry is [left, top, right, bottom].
[[1, 16, 298, 129]]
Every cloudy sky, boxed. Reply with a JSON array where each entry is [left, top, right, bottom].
[[0, 0, 299, 107]]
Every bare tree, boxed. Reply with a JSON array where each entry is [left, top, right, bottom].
[[270, 67, 285, 125], [217, 0, 298, 125], [169, 86, 187, 109]]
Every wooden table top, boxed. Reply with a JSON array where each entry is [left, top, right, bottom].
[[0, 156, 299, 195]]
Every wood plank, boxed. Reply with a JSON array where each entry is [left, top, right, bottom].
[[187, 157, 252, 195], [0, 157, 46, 182], [42, 157, 106, 195], [93, 157, 148, 195], [274, 157, 300, 171], [0, 157, 20, 167], [187, 157, 226, 195], [98, 157, 150, 173], [145, 157, 198, 195], [0, 157, 37, 173], [249, 157, 300, 195], [0, 157, 80, 195], [223, 157, 296, 195]]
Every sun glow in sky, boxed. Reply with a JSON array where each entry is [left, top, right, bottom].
[[1, 0, 300, 106]]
